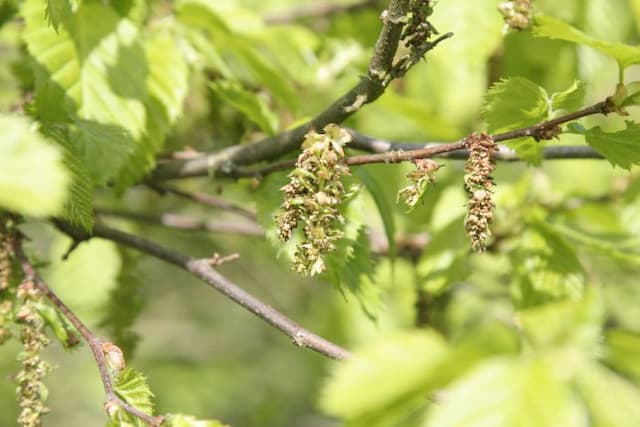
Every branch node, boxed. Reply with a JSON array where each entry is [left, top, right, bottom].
[[208, 252, 240, 267]]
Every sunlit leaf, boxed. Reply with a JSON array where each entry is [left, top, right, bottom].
[[165, 414, 227, 427], [424, 357, 584, 427], [575, 362, 640, 427], [604, 329, 640, 381], [0, 114, 69, 216], [320, 330, 449, 420]]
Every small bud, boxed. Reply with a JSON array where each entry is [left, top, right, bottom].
[[101, 342, 126, 372]]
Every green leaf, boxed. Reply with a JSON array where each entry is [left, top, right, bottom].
[[0, 114, 69, 216], [483, 77, 549, 133], [511, 221, 586, 307], [551, 223, 640, 265], [45, 0, 71, 31], [176, 0, 297, 108], [355, 168, 396, 261], [517, 290, 604, 350], [165, 414, 227, 427], [575, 362, 640, 427], [417, 215, 470, 294], [72, 119, 135, 186], [550, 80, 585, 114], [604, 329, 640, 381], [113, 368, 154, 417], [534, 14, 640, 78], [210, 80, 278, 135], [424, 357, 584, 427], [43, 235, 121, 326], [320, 330, 449, 420], [54, 130, 95, 230], [573, 121, 640, 169], [22, 1, 188, 189], [482, 77, 549, 165]]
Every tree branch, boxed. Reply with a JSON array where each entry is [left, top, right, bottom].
[[150, 0, 452, 181], [94, 209, 265, 237], [12, 241, 164, 426], [228, 100, 613, 178], [53, 220, 351, 361], [145, 184, 258, 222]]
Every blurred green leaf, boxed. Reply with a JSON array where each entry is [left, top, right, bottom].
[[575, 362, 640, 427], [0, 114, 69, 217], [511, 221, 586, 307], [165, 414, 227, 427], [210, 80, 278, 135], [604, 329, 640, 381], [534, 14, 640, 78], [356, 168, 396, 261], [517, 289, 603, 350], [417, 215, 470, 294], [43, 235, 121, 326], [45, 0, 71, 31], [320, 330, 449, 420], [424, 357, 584, 427]]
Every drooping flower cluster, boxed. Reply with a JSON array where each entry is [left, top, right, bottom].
[[464, 133, 498, 252], [15, 280, 51, 427], [498, 0, 532, 31], [397, 158, 442, 211], [277, 124, 353, 276]]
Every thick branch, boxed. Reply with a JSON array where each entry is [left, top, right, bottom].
[[150, 0, 452, 181], [54, 221, 351, 361], [13, 242, 163, 426]]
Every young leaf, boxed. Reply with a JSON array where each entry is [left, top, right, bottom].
[[0, 114, 69, 217], [483, 77, 549, 133], [575, 362, 640, 427], [574, 121, 640, 169], [534, 14, 640, 77], [43, 236, 122, 326], [482, 77, 549, 164], [113, 368, 154, 417], [424, 357, 584, 427], [210, 80, 279, 135], [550, 80, 585, 114]]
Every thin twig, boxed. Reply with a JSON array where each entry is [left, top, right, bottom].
[[265, 0, 381, 25], [53, 220, 351, 361], [230, 100, 613, 178], [150, 0, 450, 181], [12, 241, 164, 426], [146, 184, 257, 222], [95, 208, 264, 237]]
